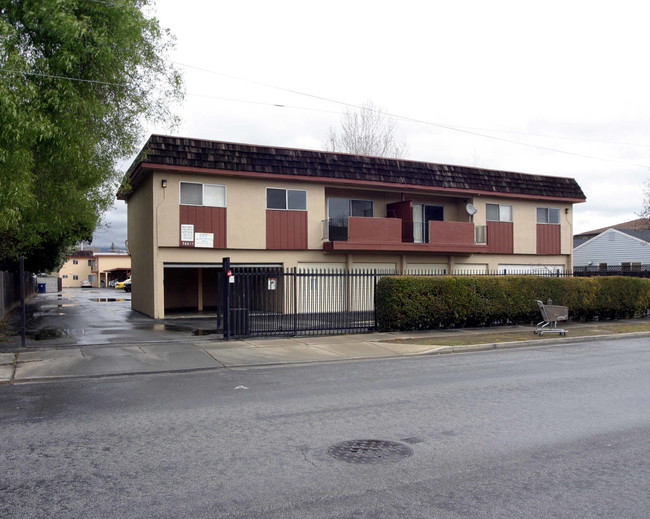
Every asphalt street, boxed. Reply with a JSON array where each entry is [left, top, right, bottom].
[[1, 335, 649, 518]]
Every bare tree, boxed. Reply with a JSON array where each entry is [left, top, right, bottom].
[[638, 180, 650, 219], [324, 100, 408, 158]]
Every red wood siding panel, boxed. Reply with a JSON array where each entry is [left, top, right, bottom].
[[428, 221, 475, 246], [537, 224, 561, 254], [486, 221, 513, 253], [179, 206, 227, 248], [347, 217, 403, 243], [266, 210, 308, 250]]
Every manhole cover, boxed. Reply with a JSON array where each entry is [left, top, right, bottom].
[[327, 439, 413, 464]]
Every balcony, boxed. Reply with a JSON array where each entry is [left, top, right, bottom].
[[323, 217, 487, 253]]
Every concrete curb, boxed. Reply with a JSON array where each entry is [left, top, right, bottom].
[[10, 330, 650, 384]]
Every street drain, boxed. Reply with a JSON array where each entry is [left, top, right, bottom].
[[327, 439, 413, 464]]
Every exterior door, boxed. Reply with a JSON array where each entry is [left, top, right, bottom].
[[413, 204, 444, 243]]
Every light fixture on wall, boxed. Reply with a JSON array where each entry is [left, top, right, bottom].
[[161, 179, 168, 188]]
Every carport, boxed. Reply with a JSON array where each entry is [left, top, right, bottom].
[[164, 263, 221, 316], [163, 263, 282, 317], [99, 267, 131, 288]]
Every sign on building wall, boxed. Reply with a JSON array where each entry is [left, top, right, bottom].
[[181, 224, 194, 246], [195, 232, 214, 248]]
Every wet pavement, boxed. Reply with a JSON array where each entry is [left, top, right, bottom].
[[1, 288, 220, 350], [2, 289, 650, 383]]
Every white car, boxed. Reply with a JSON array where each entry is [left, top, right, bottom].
[[81, 280, 92, 288]]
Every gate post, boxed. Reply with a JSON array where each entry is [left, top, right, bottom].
[[223, 256, 231, 341], [292, 267, 297, 336]]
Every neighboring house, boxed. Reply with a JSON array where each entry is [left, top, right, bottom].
[[58, 250, 94, 287], [58, 251, 130, 288], [573, 227, 650, 270], [573, 218, 650, 249], [118, 135, 586, 319]]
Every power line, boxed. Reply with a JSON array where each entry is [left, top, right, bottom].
[[175, 62, 650, 169], [2, 64, 649, 169], [0, 68, 128, 87]]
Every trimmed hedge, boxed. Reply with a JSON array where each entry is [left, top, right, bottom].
[[375, 275, 650, 331]]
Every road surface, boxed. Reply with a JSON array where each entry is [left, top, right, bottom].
[[1, 336, 649, 518]]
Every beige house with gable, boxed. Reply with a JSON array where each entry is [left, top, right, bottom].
[[118, 135, 586, 319]]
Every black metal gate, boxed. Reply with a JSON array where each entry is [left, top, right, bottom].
[[219, 259, 379, 339]]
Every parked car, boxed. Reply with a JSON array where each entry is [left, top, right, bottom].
[[81, 280, 92, 288], [108, 279, 118, 288], [123, 278, 131, 292], [115, 278, 131, 290]]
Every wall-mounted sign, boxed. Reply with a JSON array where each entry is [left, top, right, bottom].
[[268, 278, 277, 290], [181, 224, 194, 246], [195, 232, 214, 248]]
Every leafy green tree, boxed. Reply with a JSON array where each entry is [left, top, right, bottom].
[[0, 0, 183, 272]]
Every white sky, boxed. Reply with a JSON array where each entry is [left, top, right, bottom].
[[94, 0, 650, 248]]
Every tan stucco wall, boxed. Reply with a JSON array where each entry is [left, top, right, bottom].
[[127, 174, 156, 317], [59, 257, 93, 287], [153, 172, 327, 251], [473, 198, 573, 258]]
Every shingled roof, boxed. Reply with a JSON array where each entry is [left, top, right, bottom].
[[119, 135, 586, 202]]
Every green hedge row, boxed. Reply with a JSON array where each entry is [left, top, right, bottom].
[[375, 275, 650, 331]]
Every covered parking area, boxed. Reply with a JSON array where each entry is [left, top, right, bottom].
[[162, 263, 283, 317], [99, 267, 131, 288]]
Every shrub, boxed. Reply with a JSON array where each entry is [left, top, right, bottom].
[[375, 275, 650, 332]]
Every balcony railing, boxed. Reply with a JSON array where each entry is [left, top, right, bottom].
[[322, 217, 487, 252]]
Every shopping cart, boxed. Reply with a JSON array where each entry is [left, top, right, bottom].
[[534, 300, 568, 336]]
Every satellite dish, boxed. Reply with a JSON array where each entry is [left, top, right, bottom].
[[466, 203, 477, 215]]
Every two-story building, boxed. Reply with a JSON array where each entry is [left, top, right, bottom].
[[59, 250, 94, 288], [118, 135, 586, 319], [58, 251, 130, 288]]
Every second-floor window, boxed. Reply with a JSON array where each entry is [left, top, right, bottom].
[[73, 259, 78, 265], [180, 182, 226, 207], [328, 198, 373, 219], [266, 188, 307, 210], [537, 208, 560, 224], [486, 203, 513, 222]]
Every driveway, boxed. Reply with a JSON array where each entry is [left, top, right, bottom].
[[1, 288, 217, 352]]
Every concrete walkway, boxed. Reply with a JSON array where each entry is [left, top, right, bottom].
[[3, 322, 649, 384]]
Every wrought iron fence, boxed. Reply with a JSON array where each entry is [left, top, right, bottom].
[[222, 267, 380, 338], [216, 265, 650, 339]]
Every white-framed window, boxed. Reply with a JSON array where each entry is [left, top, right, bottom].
[[62, 275, 68, 279], [537, 207, 560, 224], [180, 182, 226, 207], [72, 259, 79, 265], [266, 188, 307, 210], [486, 203, 513, 222], [73, 275, 79, 280]]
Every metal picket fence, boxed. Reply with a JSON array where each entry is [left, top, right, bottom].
[[221, 267, 382, 339]]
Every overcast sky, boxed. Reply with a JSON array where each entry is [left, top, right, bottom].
[[93, 0, 650, 249]]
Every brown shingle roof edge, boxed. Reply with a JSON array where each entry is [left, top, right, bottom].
[[118, 134, 587, 202]]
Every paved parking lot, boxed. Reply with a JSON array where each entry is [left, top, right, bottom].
[[1, 288, 217, 351]]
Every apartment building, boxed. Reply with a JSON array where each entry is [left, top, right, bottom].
[[118, 135, 586, 319]]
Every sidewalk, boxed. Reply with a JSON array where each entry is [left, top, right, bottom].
[[3, 321, 650, 384]]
